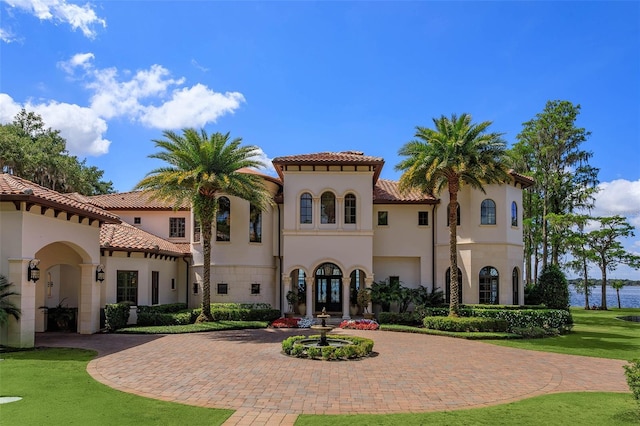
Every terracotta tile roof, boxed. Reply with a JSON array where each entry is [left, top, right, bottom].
[[237, 167, 282, 186], [88, 191, 189, 210], [373, 179, 438, 204], [272, 151, 384, 165], [100, 221, 191, 256], [272, 151, 385, 182], [0, 173, 120, 222], [508, 170, 535, 188]]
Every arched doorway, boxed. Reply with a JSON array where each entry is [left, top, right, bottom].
[[314, 263, 342, 312]]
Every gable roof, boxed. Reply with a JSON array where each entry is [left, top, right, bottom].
[[0, 173, 120, 223], [509, 170, 535, 189], [373, 179, 438, 204], [272, 151, 385, 183], [100, 221, 191, 257]]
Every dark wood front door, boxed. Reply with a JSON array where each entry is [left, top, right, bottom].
[[315, 277, 342, 312]]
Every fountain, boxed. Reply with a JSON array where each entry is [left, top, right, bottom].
[[299, 308, 352, 348]]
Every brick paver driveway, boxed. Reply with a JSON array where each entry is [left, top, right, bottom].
[[36, 328, 629, 424]]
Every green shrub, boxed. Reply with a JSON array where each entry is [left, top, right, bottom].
[[538, 264, 570, 310], [281, 335, 374, 360], [423, 316, 508, 332], [378, 311, 422, 326], [136, 311, 192, 326], [105, 302, 131, 331], [624, 359, 640, 405], [137, 303, 187, 314], [511, 326, 551, 338], [191, 306, 281, 323]]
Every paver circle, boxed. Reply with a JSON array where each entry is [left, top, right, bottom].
[[37, 329, 629, 415]]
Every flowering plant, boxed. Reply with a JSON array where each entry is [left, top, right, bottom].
[[338, 319, 379, 330], [270, 317, 316, 328]]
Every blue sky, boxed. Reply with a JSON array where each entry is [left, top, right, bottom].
[[1, 1, 639, 279]]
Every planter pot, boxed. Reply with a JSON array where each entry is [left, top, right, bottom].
[[349, 305, 359, 317], [297, 303, 306, 315], [363, 312, 375, 320], [285, 312, 295, 318]]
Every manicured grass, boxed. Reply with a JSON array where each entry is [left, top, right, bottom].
[[380, 323, 521, 340], [116, 320, 269, 334], [0, 348, 233, 425], [485, 308, 640, 360], [295, 392, 639, 425]]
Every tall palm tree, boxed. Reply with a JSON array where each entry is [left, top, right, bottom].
[[0, 275, 21, 326], [136, 129, 274, 322], [396, 114, 510, 316]]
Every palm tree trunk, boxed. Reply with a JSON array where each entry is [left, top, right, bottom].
[[198, 219, 214, 322], [448, 181, 460, 317]]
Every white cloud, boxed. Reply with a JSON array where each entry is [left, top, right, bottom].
[[2, 0, 106, 39], [0, 26, 18, 43], [249, 147, 277, 176], [140, 84, 245, 129], [592, 179, 640, 218], [61, 53, 245, 128], [0, 93, 110, 156]]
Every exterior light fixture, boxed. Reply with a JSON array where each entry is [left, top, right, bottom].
[[28, 259, 40, 283], [96, 264, 105, 283], [323, 264, 334, 276]]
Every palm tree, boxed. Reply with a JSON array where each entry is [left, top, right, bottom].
[[136, 129, 274, 322], [0, 275, 21, 326], [396, 114, 510, 316]]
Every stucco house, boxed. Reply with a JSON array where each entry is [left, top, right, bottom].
[[0, 151, 532, 347]]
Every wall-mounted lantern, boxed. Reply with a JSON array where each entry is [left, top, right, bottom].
[[96, 264, 105, 283], [28, 259, 40, 283]]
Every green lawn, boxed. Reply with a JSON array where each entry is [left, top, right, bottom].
[[0, 348, 233, 425], [485, 308, 640, 361]]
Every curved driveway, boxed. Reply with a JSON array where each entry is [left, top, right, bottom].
[[36, 328, 629, 423]]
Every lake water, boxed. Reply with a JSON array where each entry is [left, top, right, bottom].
[[570, 284, 640, 308]]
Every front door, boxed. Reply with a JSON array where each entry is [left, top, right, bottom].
[[314, 262, 343, 313], [315, 277, 341, 312]]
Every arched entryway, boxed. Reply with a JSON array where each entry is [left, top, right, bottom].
[[314, 262, 342, 312]]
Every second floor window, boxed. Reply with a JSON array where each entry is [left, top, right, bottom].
[[249, 204, 262, 243], [193, 218, 201, 242], [321, 192, 336, 224], [511, 201, 518, 227], [344, 193, 356, 224], [377, 211, 388, 226], [300, 193, 312, 224], [418, 211, 428, 226], [169, 217, 185, 238], [481, 199, 496, 225], [216, 197, 231, 241]]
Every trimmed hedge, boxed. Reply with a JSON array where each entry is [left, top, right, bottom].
[[420, 306, 573, 333], [105, 302, 131, 331], [137, 303, 187, 314], [378, 311, 423, 326], [282, 335, 374, 360], [190, 307, 281, 322], [423, 316, 509, 332], [136, 311, 193, 326]]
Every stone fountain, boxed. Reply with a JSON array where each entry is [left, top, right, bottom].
[[311, 308, 333, 346], [299, 308, 351, 348]]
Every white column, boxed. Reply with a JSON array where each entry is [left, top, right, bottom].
[[342, 277, 351, 319], [365, 276, 374, 315], [78, 264, 100, 334], [305, 276, 314, 318], [336, 196, 344, 229], [282, 275, 292, 313], [313, 196, 320, 230], [6, 259, 36, 348]]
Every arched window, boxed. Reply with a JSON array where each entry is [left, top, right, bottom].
[[446, 203, 461, 226], [321, 192, 336, 224], [216, 196, 230, 241], [479, 266, 499, 304], [249, 204, 262, 243], [512, 267, 520, 305], [445, 267, 463, 304], [300, 193, 312, 224], [481, 199, 496, 225], [511, 201, 518, 227], [344, 193, 357, 224]]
